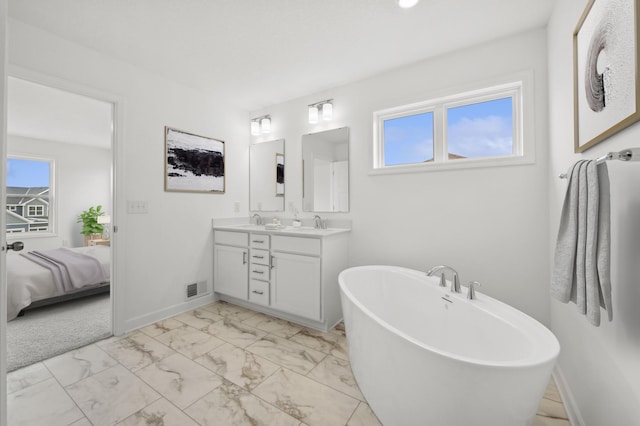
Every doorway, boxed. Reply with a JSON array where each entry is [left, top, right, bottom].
[[4, 76, 115, 371]]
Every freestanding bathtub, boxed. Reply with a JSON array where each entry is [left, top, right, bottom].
[[338, 266, 560, 426]]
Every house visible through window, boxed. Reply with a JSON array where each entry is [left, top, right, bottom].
[[6, 157, 53, 234], [374, 81, 524, 171]]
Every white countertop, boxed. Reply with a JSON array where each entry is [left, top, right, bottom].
[[213, 223, 350, 237]]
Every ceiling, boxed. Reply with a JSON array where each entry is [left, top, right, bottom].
[[7, 77, 113, 149], [8, 0, 558, 112]]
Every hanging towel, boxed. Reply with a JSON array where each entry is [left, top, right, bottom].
[[551, 160, 612, 326]]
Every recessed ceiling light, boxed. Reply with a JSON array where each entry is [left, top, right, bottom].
[[397, 0, 419, 8]]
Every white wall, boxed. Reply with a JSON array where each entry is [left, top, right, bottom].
[[547, 1, 640, 424], [7, 135, 111, 249], [252, 28, 551, 323], [8, 19, 249, 333]]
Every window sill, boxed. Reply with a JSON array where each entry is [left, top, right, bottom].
[[369, 154, 534, 176]]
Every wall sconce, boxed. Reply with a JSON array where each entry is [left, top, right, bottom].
[[250, 115, 271, 135], [308, 99, 333, 124]]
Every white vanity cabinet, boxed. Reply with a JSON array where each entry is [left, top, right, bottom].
[[213, 224, 349, 331], [213, 231, 249, 300]]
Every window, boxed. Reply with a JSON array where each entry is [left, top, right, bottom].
[[6, 157, 54, 235], [374, 81, 525, 172], [28, 205, 45, 216]]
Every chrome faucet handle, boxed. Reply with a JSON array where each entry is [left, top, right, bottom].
[[467, 281, 482, 300], [451, 272, 461, 293], [438, 273, 446, 287]]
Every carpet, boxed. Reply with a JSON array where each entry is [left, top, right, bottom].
[[7, 293, 112, 372]]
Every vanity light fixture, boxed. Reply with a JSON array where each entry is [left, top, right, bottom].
[[308, 99, 333, 124], [250, 120, 260, 136], [322, 101, 333, 121], [308, 105, 319, 124], [250, 115, 271, 135], [397, 0, 419, 8], [261, 117, 271, 133]]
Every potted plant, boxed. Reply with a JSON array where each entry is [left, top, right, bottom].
[[77, 205, 105, 245]]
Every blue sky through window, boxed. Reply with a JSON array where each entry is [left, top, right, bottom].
[[7, 158, 50, 187], [383, 111, 434, 166], [447, 97, 513, 158]]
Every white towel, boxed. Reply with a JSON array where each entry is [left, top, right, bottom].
[[551, 160, 612, 326]]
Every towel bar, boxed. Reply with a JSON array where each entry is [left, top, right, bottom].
[[559, 148, 640, 179]]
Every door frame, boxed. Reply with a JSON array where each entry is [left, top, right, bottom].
[[0, 65, 125, 425]]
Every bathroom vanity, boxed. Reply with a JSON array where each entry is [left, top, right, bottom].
[[213, 222, 349, 331]]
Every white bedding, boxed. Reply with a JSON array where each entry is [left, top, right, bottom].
[[7, 245, 110, 321]]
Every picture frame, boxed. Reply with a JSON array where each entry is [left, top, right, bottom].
[[573, 0, 640, 152], [165, 126, 225, 193], [276, 153, 285, 197]]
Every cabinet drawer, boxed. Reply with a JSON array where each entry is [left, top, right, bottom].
[[215, 230, 248, 247], [250, 263, 270, 281], [250, 248, 270, 265], [249, 280, 270, 306], [272, 235, 321, 256], [250, 233, 270, 249]]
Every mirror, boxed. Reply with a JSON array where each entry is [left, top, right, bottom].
[[302, 127, 349, 212], [250, 139, 285, 211]]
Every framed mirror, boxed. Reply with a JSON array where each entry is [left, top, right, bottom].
[[302, 127, 349, 212], [250, 139, 285, 211]]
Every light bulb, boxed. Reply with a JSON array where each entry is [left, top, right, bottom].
[[251, 120, 260, 136], [261, 117, 271, 133], [308, 105, 319, 124], [322, 102, 333, 121]]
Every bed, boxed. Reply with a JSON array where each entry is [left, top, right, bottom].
[[7, 245, 110, 321]]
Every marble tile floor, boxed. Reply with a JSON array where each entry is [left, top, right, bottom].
[[7, 301, 570, 426]]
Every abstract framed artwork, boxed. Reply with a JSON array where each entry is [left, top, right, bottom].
[[165, 126, 225, 193], [275, 153, 285, 197], [573, 0, 640, 152]]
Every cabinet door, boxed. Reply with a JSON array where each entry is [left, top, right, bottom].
[[271, 252, 321, 320], [214, 244, 248, 300]]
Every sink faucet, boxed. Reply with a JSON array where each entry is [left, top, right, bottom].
[[251, 213, 263, 225], [313, 215, 326, 229], [426, 265, 461, 293]]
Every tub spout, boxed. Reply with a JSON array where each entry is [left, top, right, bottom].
[[426, 265, 461, 293]]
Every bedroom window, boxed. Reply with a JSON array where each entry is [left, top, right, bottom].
[[373, 80, 528, 173], [6, 157, 54, 235]]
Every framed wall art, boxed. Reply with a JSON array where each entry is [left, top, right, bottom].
[[165, 126, 225, 193], [573, 0, 640, 152]]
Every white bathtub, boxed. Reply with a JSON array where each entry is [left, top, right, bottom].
[[339, 265, 560, 426]]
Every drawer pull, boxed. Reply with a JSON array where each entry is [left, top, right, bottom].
[[253, 255, 265, 259], [252, 290, 264, 295], [242, 252, 247, 264], [252, 270, 265, 274], [252, 240, 265, 243]]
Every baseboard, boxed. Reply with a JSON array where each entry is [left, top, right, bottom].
[[121, 293, 218, 335], [553, 366, 586, 426]]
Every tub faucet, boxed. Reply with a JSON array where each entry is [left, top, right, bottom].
[[426, 265, 461, 293], [313, 215, 326, 229], [251, 213, 263, 225]]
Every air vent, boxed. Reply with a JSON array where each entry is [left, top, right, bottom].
[[185, 280, 209, 301]]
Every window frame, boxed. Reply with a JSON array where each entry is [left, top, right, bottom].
[[372, 78, 531, 175], [6, 155, 56, 238]]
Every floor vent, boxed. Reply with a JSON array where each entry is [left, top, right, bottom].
[[185, 281, 209, 301]]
